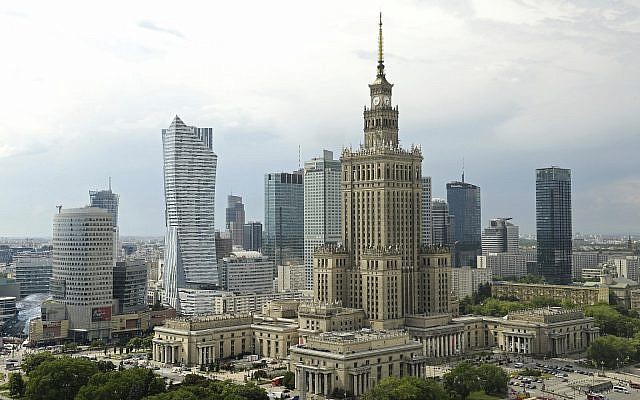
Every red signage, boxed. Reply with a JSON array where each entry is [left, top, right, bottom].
[[91, 306, 112, 322]]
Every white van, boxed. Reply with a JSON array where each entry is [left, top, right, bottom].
[[613, 385, 629, 394]]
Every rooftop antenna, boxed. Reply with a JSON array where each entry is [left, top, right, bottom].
[[462, 158, 465, 183], [108, 176, 112, 191], [298, 144, 301, 169]]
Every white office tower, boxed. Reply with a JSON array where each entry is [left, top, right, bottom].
[[303, 150, 341, 289], [162, 116, 218, 314], [482, 218, 519, 255], [51, 207, 114, 340], [420, 176, 432, 246]]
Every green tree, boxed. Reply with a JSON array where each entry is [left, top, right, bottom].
[[96, 359, 116, 372], [443, 362, 480, 400], [75, 367, 165, 400], [282, 371, 295, 390], [8, 372, 25, 398], [476, 363, 508, 395], [21, 352, 56, 375], [25, 356, 98, 400], [587, 335, 636, 368], [362, 376, 448, 400]]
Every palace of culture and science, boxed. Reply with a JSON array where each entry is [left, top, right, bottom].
[[150, 17, 600, 399], [313, 17, 453, 330]]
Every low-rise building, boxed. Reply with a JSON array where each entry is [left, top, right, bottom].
[[290, 330, 427, 398], [297, 301, 367, 342], [492, 281, 609, 306], [152, 314, 299, 366]]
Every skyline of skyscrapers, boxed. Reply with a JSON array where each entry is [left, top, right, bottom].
[[263, 171, 304, 269], [303, 150, 341, 290], [162, 116, 219, 312], [536, 166, 573, 284], [447, 180, 481, 267]]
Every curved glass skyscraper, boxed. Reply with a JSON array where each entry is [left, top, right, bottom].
[[162, 116, 218, 312]]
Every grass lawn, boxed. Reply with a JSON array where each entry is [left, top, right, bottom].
[[467, 391, 505, 400]]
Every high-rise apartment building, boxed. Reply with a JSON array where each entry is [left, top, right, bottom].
[[447, 180, 481, 267], [431, 198, 452, 246], [162, 116, 218, 312], [421, 177, 432, 246], [482, 218, 519, 255], [51, 207, 114, 340], [263, 171, 304, 268], [14, 251, 53, 297], [536, 167, 572, 284], [243, 222, 262, 252], [313, 19, 452, 330], [303, 150, 341, 289], [225, 195, 245, 247]]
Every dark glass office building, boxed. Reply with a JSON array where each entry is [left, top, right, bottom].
[[243, 221, 263, 252], [536, 167, 572, 284], [446, 181, 481, 267], [263, 171, 304, 268]]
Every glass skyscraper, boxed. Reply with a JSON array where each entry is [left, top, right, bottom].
[[446, 180, 481, 267], [303, 150, 341, 289], [225, 195, 245, 247], [536, 167, 572, 284], [264, 171, 304, 269], [162, 116, 218, 312]]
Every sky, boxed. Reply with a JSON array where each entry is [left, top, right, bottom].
[[1, 0, 639, 237]]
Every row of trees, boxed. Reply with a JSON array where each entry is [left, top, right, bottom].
[[8, 353, 269, 400], [362, 362, 508, 400]]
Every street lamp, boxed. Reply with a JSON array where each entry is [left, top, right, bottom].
[[601, 361, 604, 376]]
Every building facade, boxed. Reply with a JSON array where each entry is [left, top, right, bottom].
[[264, 171, 304, 269], [303, 150, 341, 290], [277, 264, 306, 292], [421, 176, 432, 246], [492, 281, 608, 306], [482, 218, 519, 255], [243, 222, 262, 252], [447, 180, 481, 267], [225, 195, 245, 248], [536, 167, 572, 284], [51, 207, 114, 340], [290, 330, 427, 399], [162, 116, 218, 312], [14, 251, 53, 297], [113, 260, 148, 314], [218, 251, 274, 295], [431, 198, 452, 246]]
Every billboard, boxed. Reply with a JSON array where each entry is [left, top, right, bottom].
[[91, 306, 112, 322]]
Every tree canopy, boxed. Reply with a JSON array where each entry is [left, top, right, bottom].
[[24, 356, 98, 400], [362, 376, 448, 400]]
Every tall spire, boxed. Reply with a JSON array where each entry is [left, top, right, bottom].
[[377, 12, 385, 77]]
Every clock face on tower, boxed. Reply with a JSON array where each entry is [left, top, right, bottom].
[[383, 96, 390, 106], [373, 96, 380, 106]]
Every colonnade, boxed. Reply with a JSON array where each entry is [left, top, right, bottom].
[[296, 366, 334, 399], [504, 335, 533, 354], [153, 342, 179, 364], [418, 332, 463, 358]]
